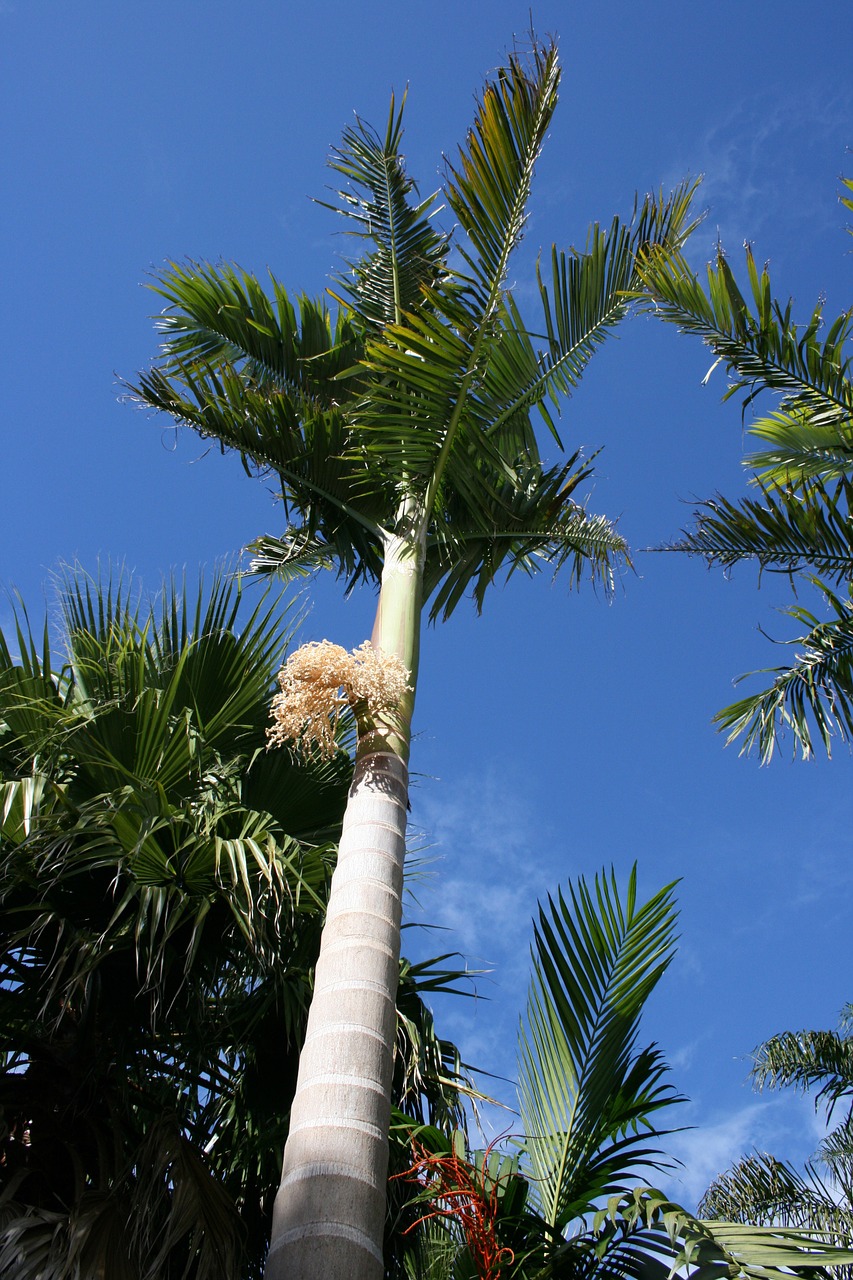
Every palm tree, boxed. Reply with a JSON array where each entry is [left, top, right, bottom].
[[699, 1006, 853, 1275], [0, 570, 470, 1278], [132, 36, 699, 1278], [636, 178, 853, 762]]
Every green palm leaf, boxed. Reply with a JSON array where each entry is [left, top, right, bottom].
[[752, 1025, 853, 1119], [603, 1187, 853, 1280], [424, 455, 628, 621], [516, 866, 681, 1236], [700, 1151, 853, 1241], [144, 260, 362, 392], [323, 94, 451, 328], [444, 41, 560, 306], [664, 479, 853, 585], [714, 581, 853, 762], [638, 200, 853, 762], [637, 244, 853, 430]]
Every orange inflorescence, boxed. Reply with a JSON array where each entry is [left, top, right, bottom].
[[392, 1140, 515, 1280], [267, 640, 411, 757]]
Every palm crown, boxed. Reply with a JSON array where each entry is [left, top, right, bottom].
[[134, 42, 698, 626]]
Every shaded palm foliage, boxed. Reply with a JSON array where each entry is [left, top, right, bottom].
[[0, 571, 469, 1278], [637, 179, 853, 761]]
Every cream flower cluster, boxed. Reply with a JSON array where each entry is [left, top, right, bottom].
[[267, 640, 411, 757]]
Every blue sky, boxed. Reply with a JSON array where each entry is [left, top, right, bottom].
[[2, 0, 852, 1208]]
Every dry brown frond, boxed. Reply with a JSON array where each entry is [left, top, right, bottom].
[[267, 640, 411, 757]]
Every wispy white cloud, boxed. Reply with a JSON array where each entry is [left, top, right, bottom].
[[405, 769, 555, 1100], [677, 85, 852, 269], [661, 1094, 828, 1210]]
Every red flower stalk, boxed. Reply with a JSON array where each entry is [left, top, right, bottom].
[[392, 1138, 515, 1280]]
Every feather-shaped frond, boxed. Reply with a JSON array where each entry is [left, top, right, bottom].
[[752, 1026, 853, 1118], [637, 245, 853, 427], [323, 94, 451, 327], [714, 580, 853, 762], [146, 260, 362, 391], [664, 478, 853, 585], [424, 453, 628, 620], [601, 1187, 853, 1280], [516, 867, 681, 1235], [444, 41, 560, 308], [700, 1151, 853, 1242]]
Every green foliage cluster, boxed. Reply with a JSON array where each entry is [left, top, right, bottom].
[[0, 573, 467, 1278], [639, 179, 853, 760]]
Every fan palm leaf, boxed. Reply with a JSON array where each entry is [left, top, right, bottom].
[[0, 569, 473, 1278]]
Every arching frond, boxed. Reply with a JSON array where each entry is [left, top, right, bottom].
[[144, 260, 362, 392], [516, 866, 681, 1236], [700, 1152, 853, 1237], [752, 1026, 853, 1117], [323, 93, 451, 328], [714, 581, 853, 762], [602, 1186, 853, 1280], [637, 244, 853, 432], [664, 478, 853, 585]]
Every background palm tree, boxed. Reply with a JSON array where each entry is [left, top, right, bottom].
[[0, 570, 470, 1279], [636, 179, 853, 762], [132, 36, 698, 1277], [699, 1006, 853, 1277]]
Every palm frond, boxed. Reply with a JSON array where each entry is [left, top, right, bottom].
[[323, 93, 450, 328], [143, 259, 362, 392], [699, 1151, 853, 1242], [637, 244, 853, 431], [445, 38, 560, 308], [663, 479, 853, 585], [133, 363, 389, 584], [747, 412, 853, 486], [516, 866, 681, 1235], [394, 953, 480, 1134], [521, 183, 702, 435], [424, 454, 628, 621], [346, 37, 564, 509], [602, 1186, 853, 1280], [714, 581, 853, 761], [246, 529, 336, 582], [751, 1027, 853, 1118]]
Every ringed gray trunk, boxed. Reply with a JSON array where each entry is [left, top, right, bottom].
[[265, 750, 409, 1280]]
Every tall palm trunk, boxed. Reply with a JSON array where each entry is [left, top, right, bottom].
[[266, 530, 424, 1280]]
